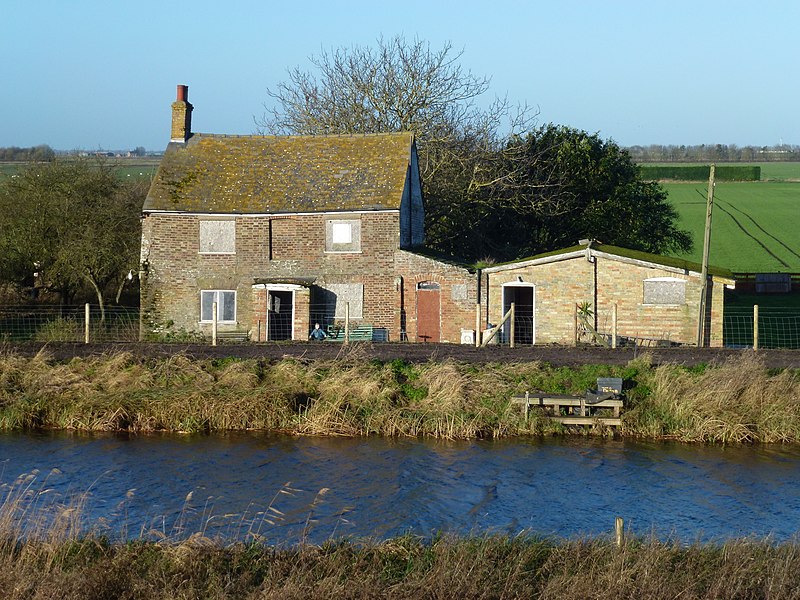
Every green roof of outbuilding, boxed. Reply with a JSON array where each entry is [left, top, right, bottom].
[[486, 243, 735, 280], [143, 132, 414, 214]]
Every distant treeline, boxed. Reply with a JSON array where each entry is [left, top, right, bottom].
[[639, 164, 761, 182], [628, 143, 800, 163], [0, 145, 55, 162]]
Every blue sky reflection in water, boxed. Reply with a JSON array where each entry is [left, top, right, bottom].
[[1, 431, 799, 545]]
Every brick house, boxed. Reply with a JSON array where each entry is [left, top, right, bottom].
[[139, 85, 478, 342], [481, 242, 734, 347]]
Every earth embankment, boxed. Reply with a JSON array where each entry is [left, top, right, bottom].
[[5, 341, 800, 368]]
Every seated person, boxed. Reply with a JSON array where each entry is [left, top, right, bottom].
[[309, 323, 327, 341]]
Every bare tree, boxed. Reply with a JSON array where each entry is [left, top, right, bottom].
[[259, 36, 492, 140]]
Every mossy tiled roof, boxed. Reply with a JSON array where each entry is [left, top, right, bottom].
[[144, 132, 414, 213]]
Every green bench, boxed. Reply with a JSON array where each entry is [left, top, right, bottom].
[[326, 323, 374, 342]]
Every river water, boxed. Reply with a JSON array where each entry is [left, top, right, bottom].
[[1, 431, 799, 544]]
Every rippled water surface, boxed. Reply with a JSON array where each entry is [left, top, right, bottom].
[[1, 432, 799, 544]]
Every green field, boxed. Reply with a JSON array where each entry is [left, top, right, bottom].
[[0, 158, 160, 180], [645, 162, 800, 181], [746, 162, 800, 181], [665, 181, 800, 273]]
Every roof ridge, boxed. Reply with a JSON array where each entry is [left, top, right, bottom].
[[191, 131, 413, 140]]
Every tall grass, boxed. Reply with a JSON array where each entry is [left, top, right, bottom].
[[0, 483, 799, 600], [1, 347, 799, 443], [625, 351, 800, 443]]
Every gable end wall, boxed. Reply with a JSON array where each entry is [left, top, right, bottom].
[[487, 254, 724, 346]]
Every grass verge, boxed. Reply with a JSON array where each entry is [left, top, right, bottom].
[[1, 347, 798, 443], [2, 456, 799, 599], [0, 528, 798, 599]]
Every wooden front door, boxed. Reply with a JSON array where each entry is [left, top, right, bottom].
[[416, 282, 441, 342]]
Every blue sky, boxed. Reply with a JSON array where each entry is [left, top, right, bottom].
[[3, 0, 798, 151]]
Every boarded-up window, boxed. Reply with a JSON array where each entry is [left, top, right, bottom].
[[451, 284, 468, 301], [643, 277, 686, 305], [318, 284, 364, 318], [199, 220, 235, 254], [325, 219, 361, 252]]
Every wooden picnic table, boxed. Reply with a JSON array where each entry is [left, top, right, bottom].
[[511, 392, 623, 427]]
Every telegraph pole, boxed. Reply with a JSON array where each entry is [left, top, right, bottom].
[[697, 164, 715, 347]]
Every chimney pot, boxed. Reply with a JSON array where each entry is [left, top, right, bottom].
[[176, 84, 188, 102]]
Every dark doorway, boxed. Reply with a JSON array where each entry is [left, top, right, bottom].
[[502, 284, 535, 345], [268, 290, 293, 341]]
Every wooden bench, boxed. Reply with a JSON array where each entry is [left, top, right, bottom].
[[214, 329, 250, 343], [326, 323, 374, 342], [511, 377, 624, 427]]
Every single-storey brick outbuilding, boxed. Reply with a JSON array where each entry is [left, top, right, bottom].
[[481, 243, 734, 347]]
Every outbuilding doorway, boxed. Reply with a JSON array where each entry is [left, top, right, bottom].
[[502, 283, 535, 345]]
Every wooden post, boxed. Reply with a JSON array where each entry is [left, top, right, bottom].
[[753, 304, 759, 351], [612, 303, 618, 349], [697, 164, 715, 347], [84, 303, 90, 344], [264, 292, 270, 342], [344, 302, 350, 344], [509, 302, 515, 348], [615, 517, 624, 547], [212, 301, 218, 346], [475, 303, 481, 348], [481, 306, 513, 346]]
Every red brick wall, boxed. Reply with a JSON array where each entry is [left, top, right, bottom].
[[141, 211, 475, 342], [394, 251, 478, 343]]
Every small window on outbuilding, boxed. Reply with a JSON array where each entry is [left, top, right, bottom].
[[643, 277, 686, 305], [199, 220, 236, 254]]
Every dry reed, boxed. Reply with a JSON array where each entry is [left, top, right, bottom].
[[2, 348, 799, 443], [627, 352, 800, 443]]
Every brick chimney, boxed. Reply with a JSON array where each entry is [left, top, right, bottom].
[[170, 84, 193, 143]]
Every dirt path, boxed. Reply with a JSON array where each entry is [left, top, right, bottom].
[[6, 341, 800, 368]]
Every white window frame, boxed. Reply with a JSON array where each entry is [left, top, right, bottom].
[[199, 219, 236, 254], [200, 290, 237, 323]]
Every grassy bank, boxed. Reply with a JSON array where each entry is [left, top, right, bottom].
[[1, 348, 799, 443], [1, 529, 798, 599], [1, 446, 798, 599]]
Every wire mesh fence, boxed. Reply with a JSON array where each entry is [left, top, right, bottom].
[[3, 303, 799, 348], [724, 307, 800, 349], [0, 305, 140, 343]]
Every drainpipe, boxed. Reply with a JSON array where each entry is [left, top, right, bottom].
[[580, 239, 598, 331], [475, 268, 483, 347]]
